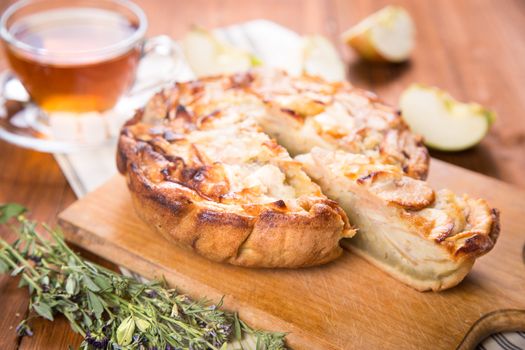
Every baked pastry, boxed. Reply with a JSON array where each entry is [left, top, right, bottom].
[[297, 148, 499, 291], [117, 68, 499, 289], [117, 81, 354, 268]]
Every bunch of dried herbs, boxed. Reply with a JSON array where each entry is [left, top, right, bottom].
[[0, 204, 286, 350]]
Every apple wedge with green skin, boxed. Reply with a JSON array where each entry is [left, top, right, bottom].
[[182, 27, 261, 78], [341, 5, 415, 63], [301, 35, 346, 82], [399, 84, 496, 151]]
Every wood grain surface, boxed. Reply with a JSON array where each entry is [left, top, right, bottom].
[[57, 160, 525, 350], [1, 0, 525, 349]]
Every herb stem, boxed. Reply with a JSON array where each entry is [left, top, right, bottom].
[[0, 239, 39, 276], [0, 203, 287, 350], [22, 273, 43, 293]]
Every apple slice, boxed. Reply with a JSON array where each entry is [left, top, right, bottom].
[[183, 27, 260, 78], [301, 35, 346, 82], [341, 5, 415, 63], [399, 84, 495, 151]]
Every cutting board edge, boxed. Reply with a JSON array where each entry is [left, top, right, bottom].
[[58, 216, 340, 350], [457, 309, 525, 350]]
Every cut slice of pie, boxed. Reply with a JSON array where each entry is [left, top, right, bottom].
[[297, 147, 499, 291]]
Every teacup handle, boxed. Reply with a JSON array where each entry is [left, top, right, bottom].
[[127, 35, 184, 96]]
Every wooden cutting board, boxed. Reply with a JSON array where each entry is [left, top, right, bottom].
[[58, 158, 525, 350]]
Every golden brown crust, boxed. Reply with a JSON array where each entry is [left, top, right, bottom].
[[120, 146, 350, 268], [134, 195, 348, 267], [116, 75, 354, 268]]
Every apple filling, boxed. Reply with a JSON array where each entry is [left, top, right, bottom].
[[297, 147, 498, 291]]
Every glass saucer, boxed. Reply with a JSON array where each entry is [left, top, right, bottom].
[[0, 51, 191, 153]]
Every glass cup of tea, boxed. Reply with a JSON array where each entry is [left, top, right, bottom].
[[0, 0, 182, 152]]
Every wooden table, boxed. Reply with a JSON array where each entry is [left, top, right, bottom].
[[0, 0, 524, 349]]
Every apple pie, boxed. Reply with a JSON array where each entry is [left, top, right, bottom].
[[117, 69, 499, 290]]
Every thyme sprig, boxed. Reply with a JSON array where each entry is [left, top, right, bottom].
[[0, 204, 286, 350]]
